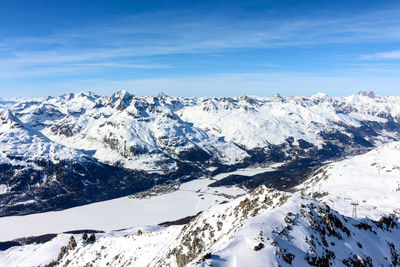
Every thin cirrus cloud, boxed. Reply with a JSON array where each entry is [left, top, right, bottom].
[[3, 8, 400, 60], [71, 63, 170, 69], [0, 63, 170, 79], [361, 50, 400, 60]]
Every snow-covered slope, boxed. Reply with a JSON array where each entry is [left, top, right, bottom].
[[296, 141, 400, 220], [0, 108, 96, 215], [0, 108, 90, 167]]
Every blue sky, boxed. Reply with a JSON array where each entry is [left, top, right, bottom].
[[1, 0, 400, 97]]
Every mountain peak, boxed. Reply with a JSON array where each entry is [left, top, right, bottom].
[[358, 90, 376, 98], [157, 91, 168, 99], [58, 91, 97, 101], [113, 90, 130, 97], [0, 108, 16, 122], [272, 93, 282, 98], [110, 90, 134, 110], [313, 92, 329, 98]]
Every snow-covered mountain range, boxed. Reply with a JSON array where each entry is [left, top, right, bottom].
[[1, 141, 399, 267], [1, 90, 400, 217]]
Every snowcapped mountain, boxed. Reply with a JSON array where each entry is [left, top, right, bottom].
[[1, 90, 400, 217], [1, 140, 400, 267], [36, 91, 247, 172], [9, 90, 400, 172], [0, 108, 90, 166], [0, 107, 155, 217]]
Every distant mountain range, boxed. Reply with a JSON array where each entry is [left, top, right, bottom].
[[1, 90, 400, 217]]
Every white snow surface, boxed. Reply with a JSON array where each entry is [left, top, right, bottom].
[[0, 234, 71, 267], [0, 226, 159, 267], [0, 184, 8, 195], [297, 141, 400, 220], [196, 191, 400, 267], [0, 108, 91, 167]]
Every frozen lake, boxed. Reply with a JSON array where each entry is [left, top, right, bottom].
[[0, 167, 274, 241]]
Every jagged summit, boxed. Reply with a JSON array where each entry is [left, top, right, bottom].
[[272, 92, 282, 100], [110, 89, 132, 99], [157, 91, 169, 99], [358, 90, 376, 98], [58, 91, 98, 100], [0, 108, 15, 121], [107, 90, 134, 110]]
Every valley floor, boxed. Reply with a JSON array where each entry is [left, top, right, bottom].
[[0, 167, 274, 242]]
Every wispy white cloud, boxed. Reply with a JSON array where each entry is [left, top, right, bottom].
[[71, 63, 170, 69], [1, 6, 400, 79], [360, 50, 400, 60]]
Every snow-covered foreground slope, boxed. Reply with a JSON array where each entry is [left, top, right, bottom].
[[2, 186, 399, 267], [0, 226, 160, 267], [297, 141, 400, 220]]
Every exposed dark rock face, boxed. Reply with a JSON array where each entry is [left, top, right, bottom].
[[67, 236, 77, 250], [0, 231, 93, 251], [0, 241, 21, 251], [275, 203, 399, 267], [159, 212, 202, 227]]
